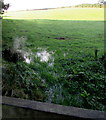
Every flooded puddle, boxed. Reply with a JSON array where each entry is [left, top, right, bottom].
[[12, 37, 64, 103], [13, 36, 33, 64], [13, 37, 54, 65]]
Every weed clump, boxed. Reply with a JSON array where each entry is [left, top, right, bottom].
[[2, 54, 105, 111], [2, 62, 47, 101]]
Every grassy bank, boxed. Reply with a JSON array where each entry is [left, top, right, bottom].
[[2, 8, 105, 111]]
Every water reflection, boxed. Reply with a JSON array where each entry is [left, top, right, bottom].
[[13, 37, 54, 65], [17, 50, 32, 64], [24, 52, 32, 64], [45, 84, 64, 103], [13, 36, 33, 64], [36, 50, 51, 62], [48, 62, 54, 67], [36, 49, 54, 66]]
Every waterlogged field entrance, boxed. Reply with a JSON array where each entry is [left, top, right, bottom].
[[2, 8, 105, 112]]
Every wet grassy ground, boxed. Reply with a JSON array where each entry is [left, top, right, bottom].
[[2, 19, 104, 56], [2, 8, 105, 111]]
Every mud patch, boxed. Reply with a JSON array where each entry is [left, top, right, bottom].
[[2, 48, 25, 63], [54, 37, 70, 40]]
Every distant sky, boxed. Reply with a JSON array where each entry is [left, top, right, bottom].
[[4, 0, 99, 11]]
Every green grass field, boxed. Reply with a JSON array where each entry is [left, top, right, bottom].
[[4, 8, 104, 20], [2, 8, 105, 111]]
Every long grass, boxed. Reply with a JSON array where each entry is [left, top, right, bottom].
[[2, 8, 105, 111]]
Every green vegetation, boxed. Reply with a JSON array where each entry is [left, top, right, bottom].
[[2, 8, 105, 111], [74, 3, 104, 8]]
